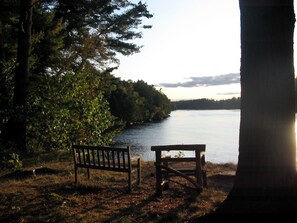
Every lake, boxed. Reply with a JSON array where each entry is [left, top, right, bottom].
[[114, 110, 240, 163]]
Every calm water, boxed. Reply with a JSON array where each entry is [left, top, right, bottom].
[[114, 110, 240, 163]]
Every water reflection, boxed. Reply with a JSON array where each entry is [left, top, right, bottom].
[[114, 110, 240, 163], [115, 111, 297, 164]]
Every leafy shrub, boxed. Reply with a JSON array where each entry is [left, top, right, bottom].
[[0, 145, 23, 170], [27, 69, 123, 152]]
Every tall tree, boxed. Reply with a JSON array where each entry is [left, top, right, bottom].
[[10, 0, 33, 152], [42, 0, 152, 74], [214, 0, 297, 216], [0, 0, 152, 154], [0, 0, 19, 111]]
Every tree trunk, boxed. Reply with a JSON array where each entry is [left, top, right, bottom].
[[215, 0, 297, 216], [236, 0, 296, 188], [12, 0, 32, 152]]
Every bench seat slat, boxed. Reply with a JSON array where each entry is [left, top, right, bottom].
[[75, 164, 130, 172]]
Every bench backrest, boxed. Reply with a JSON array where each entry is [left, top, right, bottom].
[[72, 145, 132, 172]]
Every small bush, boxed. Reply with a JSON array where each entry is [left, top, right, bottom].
[[0, 147, 23, 170]]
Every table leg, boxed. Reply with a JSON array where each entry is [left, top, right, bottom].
[[155, 150, 162, 196]]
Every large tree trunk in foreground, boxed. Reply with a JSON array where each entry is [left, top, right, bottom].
[[164, 1, 296, 222], [211, 0, 297, 217], [236, 0, 296, 189], [195, 2, 297, 221]]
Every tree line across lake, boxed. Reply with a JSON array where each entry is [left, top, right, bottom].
[[173, 79, 297, 110], [172, 97, 240, 110]]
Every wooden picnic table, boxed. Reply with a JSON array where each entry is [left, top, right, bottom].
[[151, 144, 206, 196]]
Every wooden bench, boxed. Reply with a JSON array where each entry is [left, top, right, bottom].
[[72, 145, 141, 191], [151, 144, 207, 196]]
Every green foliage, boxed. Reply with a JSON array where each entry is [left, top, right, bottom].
[[1, 0, 153, 75], [108, 80, 171, 124], [7, 152, 23, 169], [108, 80, 144, 123], [133, 80, 172, 121], [27, 69, 124, 152], [174, 151, 185, 158], [0, 0, 159, 156], [31, 5, 65, 75], [35, 0, 153, 73], [0, 59, 16, 141], [0, 147, 23, 170], [0, 58, 15, 107]]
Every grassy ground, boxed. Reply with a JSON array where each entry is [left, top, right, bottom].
[[0, 153, 236, 223]]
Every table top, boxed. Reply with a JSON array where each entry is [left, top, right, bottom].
[[151, 144, 205, 152]]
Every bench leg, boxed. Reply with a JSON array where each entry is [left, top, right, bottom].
[[163, 160, 170, 190], [75, 166, 78, 183], [155, 150, 162, 196], [202, 170, 207, 187], [87, 168, 90, 179], [128, 171, 132, 192], [156, 164, 162, 196], [137, 158, 141, 185], [195, 170, 203, 191]]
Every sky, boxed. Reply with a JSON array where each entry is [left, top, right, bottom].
[[112, 0, 296, 101]]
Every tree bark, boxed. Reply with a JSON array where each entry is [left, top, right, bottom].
[[236, 0, 296, 188], [12, 0, 33, 152], [215, 0, 297, 216]]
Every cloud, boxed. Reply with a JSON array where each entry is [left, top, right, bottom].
[[217, 92, 240, 96], [159, 73, 240, 88]]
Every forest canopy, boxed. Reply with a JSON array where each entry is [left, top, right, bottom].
[[0, 0, 171, 168]]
